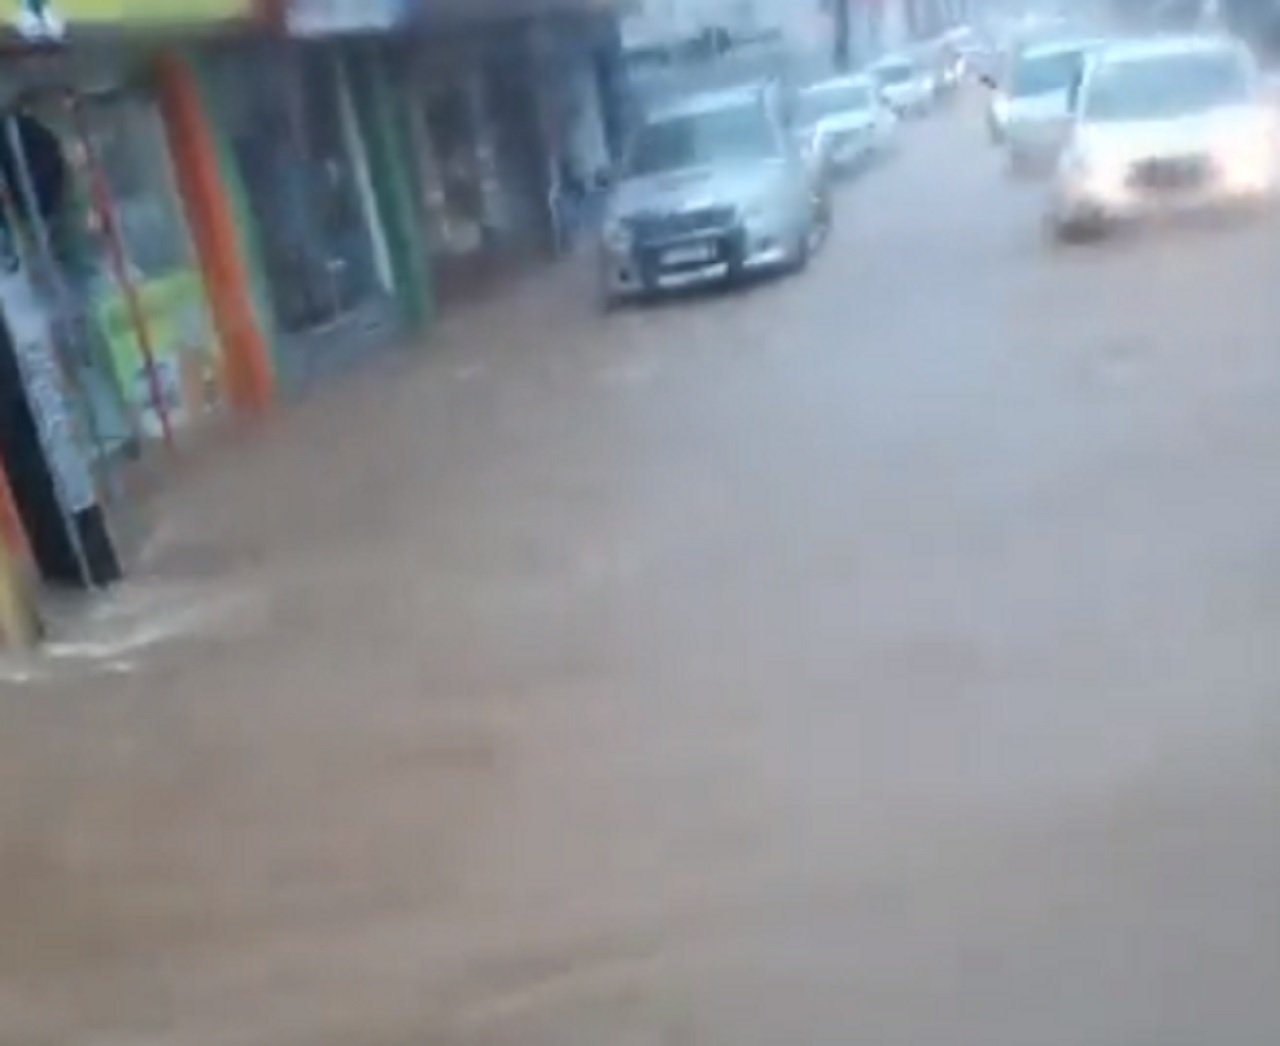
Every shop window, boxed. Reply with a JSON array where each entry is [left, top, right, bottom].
[[59, 92, 223, 442], [216, 46, 387, 339], [421, 83, 487, 257], [80, 96, 189, 279]]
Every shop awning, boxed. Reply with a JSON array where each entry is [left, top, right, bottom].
[[282, 0, 411, 36], [411, 0, 634, 25], [278, 0, 630, 37], [0, 0, 257, 41]]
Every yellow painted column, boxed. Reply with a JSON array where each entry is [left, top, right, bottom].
[[0, 465, 40, 648]]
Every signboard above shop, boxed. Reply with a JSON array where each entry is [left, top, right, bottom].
[[1, 0, 253, 38], [284, 0, 408, 36]]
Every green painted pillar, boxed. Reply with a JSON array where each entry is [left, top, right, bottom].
[[346, 41, 434, 335]]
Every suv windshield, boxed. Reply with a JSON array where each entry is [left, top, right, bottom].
[[627, 102, 778, 175], [798, 84, 872, 124], [1084, 51, 1251, 121], [1012, 49, 1085, 96]]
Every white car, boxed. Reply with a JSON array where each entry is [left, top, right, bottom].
[[795, 75, 897, 174], [990, 39, 1097, 173], [1050, 36, 1280, 238], [871, 56, 935, 117]]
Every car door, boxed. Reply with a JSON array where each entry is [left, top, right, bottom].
[[776, 92, 824, 216]]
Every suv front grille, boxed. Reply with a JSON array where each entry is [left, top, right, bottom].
[[629, 206, 737, 244], [1129, 155, 1211, 192]]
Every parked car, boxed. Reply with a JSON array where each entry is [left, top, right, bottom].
[[959, 29, 1002, 85], [599, 83, 830, 307], [943, 24, 985, 78], [870, 55, 935, 117], [1050, 36, 1280, 238], [988, 38, 1097, 172], [795, 75, 897, 175]]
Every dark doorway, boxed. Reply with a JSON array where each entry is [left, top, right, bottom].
[[0, 110, 119, 589], [0, 314, 117, 587]]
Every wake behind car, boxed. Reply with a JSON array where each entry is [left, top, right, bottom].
[[796, 75, 897, 175], [599, 84, 828, 307], [989, 38, 1096, 172], [1050, 36, 1280, 239]]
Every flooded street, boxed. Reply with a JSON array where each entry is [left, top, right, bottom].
[[4, 99, 1280, 1044]]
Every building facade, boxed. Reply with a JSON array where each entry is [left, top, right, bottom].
[[196, 6, 429, 394], [0, 1, 264, 617], [0, 0, 629, 644]]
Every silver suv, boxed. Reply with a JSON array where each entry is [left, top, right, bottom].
[[599, 82, 829, 307]]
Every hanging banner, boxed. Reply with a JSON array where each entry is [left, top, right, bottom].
[[2, 0, 252, 37], [284, 0, 408, 36]]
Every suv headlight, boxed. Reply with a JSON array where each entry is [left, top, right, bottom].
[[1065, 148, 1128, 198], [742, 190, 784, 228], [1220, 130, 1276, 188], [602, 217, 632, 252]]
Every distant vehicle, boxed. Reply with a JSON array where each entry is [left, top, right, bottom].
[[795, 75, 897, 175], [925, 31, 968, 93], [870, 55, 935, 117], [599, 83, 830, 307], [1050, 36, 1280, 239], [988, 39, 1096, 172], [958, 33, 1000, 84]]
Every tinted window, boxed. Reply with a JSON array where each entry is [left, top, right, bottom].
[[627, 103, 779, 175], [798, 84, 872, 125], [1013, 49, 1085, 96], [878, 64, 914, 86]]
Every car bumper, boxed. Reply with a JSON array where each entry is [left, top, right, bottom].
[[885, 91, 929, 115], [988, 110, 1007, 144], [825, 130, 877, 170], [602, 224, 796, 297], [1005, 126, 1067, 174], [1054, 168, 1279, 226]]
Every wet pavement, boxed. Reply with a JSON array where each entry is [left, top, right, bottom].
[[4, 96, 1280, 1044]]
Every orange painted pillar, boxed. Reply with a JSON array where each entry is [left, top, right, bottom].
[[155, 51, 274, 417]]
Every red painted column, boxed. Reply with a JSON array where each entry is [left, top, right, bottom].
[[155, 50, 274, 417]]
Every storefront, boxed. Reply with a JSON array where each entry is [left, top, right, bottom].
[[0, 41, 237, 589], [482, 26, 560, 258], [0, 0, 255, 601], [529, 15, 618, 252], [5, 60, 226, 443], [199, 2, 412, 394], [58, 82, 223, 444], [407, 23, 556, 303], [403, 9, 628, 303]]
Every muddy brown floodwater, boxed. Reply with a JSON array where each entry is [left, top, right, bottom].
[[2, 98, 1279, 1045]]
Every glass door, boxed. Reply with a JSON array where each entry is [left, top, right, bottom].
[[223, 46, 384, 339], [68, 89, 223, 443]]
